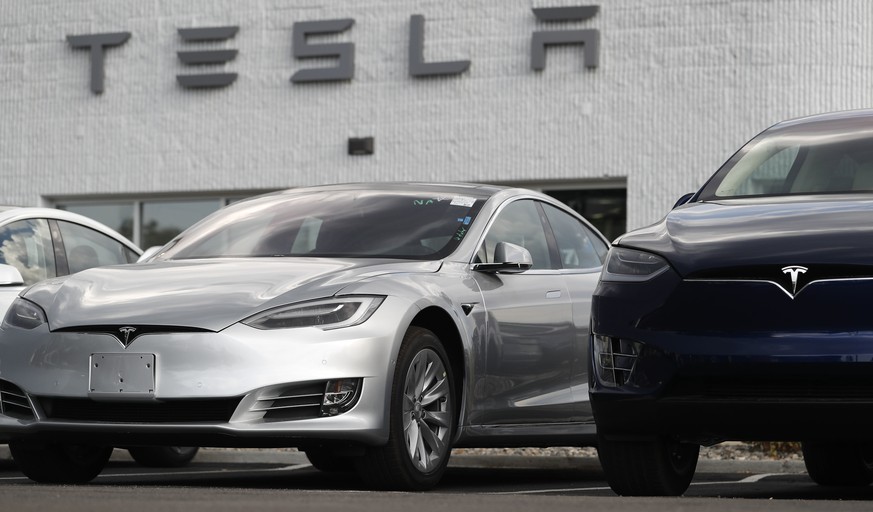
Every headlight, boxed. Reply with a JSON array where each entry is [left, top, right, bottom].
[[242, 296, 385, 330], [601, 247, 670, 282], [2, 298, 47, 330]]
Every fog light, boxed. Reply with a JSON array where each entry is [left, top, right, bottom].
[[593, 335, 641, 388], [321, 378, 362, 416]]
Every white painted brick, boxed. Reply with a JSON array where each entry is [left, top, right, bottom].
[[1, 0, 872, 230]]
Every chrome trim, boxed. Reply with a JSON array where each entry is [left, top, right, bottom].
[[684, 276, 873, 300]]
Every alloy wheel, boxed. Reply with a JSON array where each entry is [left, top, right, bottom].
[[402, 348, 452, 472]]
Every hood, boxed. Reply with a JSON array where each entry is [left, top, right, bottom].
[[618, 197, 873, 276], [24, 258, 440, 331]]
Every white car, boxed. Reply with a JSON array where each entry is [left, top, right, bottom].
[[0, 206, 198, 467], [0, 206, 140, 312]]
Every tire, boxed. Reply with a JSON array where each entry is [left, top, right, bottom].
[[9, 441, 112, 484], [355, 326, 457, 491], [127, 446, 200, 468], [802, 441, 873, 486], [597, 434, 699, 496], [303, 446, 356, 472]]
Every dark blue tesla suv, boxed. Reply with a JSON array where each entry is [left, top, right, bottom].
[[591, 109, 873, 496]]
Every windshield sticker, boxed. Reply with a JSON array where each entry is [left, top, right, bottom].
[[453, 226, 468, 241], [413, 199, 436, 206], [450, 196, 476, 207]]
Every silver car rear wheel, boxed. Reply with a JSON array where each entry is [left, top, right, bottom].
[[357, 326, 456, 490]]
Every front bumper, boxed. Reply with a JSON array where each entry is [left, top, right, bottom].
[[589, 333, 873, 442], [0, 297, 413, 447], [590, 277, 873, 442]]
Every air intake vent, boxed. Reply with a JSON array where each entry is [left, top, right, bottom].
[[250, 382, 325, 422], [593, 336, 640, 388], [38, 397, 242, 423], [0, 380, 35, 420]]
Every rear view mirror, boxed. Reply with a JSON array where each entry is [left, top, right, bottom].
[[673, 193, 695, 209], [472, 242, 533, 274], [137, 246, 163, 263], [0, 264, 24, 286]]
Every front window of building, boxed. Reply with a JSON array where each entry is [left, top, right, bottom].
[[56, 196, 254, 249]]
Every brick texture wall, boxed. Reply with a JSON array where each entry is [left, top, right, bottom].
[[1, 0, 872, 229]]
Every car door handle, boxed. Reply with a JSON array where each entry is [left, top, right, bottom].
[[545, 290, 562, 299]]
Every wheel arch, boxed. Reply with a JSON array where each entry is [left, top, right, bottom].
[[409, 306, 466, 431]]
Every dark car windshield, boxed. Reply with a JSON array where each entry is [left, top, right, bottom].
[[157, 188, 489, 260], [698, 113, 873, 200]]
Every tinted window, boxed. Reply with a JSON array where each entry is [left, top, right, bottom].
[[0, 219, 57, 285], [161, 189, 488, 260], [478, 200, 551, 270], [544, 188, 626, 243], [57, 221, 138, 273], [58, 203, 134, 241], [700, 115, 873, 200], [542, 204, 607, 269]]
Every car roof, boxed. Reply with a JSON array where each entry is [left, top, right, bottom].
[[0, 206, 141, 254], [772, 108, 873, 129], [270, 181, 507, 198]]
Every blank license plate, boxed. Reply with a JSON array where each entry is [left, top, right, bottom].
[[89, 353, 155, 398]]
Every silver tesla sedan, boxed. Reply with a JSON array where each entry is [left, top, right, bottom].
[[0, 182, 608, 490]]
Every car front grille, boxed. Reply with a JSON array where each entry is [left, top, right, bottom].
[[640, 277, 873, 333], [37, 397, 242, 423], [250, 382, 325, 421], [0, 380, 35, 420]]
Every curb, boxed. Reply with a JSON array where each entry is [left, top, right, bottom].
[[445, 454, 807, 475], [0, 446, 807, 475]]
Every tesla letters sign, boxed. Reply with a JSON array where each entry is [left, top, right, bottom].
[[66, 6, 601, 94]]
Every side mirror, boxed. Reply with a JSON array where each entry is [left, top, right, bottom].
[[672, 192, 695, 209], [472, 242, 533, 274], [137, 246, 163, 263], [0, 264, 24, 286]]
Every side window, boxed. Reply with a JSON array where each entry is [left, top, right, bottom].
[[543, 204, 608, 269], [57, 221, 137, 274], [478, 200, 551, 270], [0, 219, 57, 285]]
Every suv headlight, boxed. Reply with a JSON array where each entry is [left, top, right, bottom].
[[2, 298, 47, 330], [242, 296, 385, 330], [601, 247, 670, 282]]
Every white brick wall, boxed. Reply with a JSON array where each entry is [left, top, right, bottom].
[[2, 0, 872, 229]]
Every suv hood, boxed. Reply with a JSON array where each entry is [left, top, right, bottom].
[[618, 197, 873, 276], [23, 258, 440, 331]]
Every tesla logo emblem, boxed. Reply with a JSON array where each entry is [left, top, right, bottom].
[[118, 326, 137, 348], [781, 265, 808, 296]]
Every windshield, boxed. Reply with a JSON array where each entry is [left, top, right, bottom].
[[698, 114, 873, 200], [158, 188, 489, 260]]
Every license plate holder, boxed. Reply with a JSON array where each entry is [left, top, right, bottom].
[[89, 353, 155, 399]]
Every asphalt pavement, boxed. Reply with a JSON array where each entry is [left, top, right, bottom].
[[0, 444, 808, 475]]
